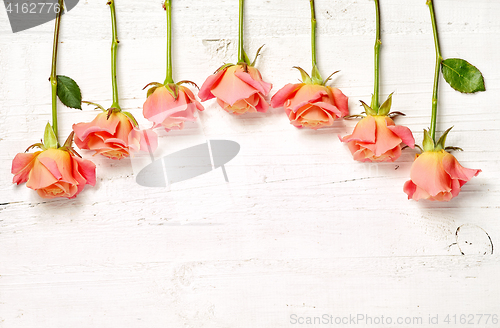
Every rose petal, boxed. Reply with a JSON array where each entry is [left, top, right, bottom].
[[371, 116, 404, 156], [313, 101, 343, 117], [442, 153, 481, 183], [295, 105, 333, 129], [351, 145, 374, 162], [254, 93, 269, 113], [73, 112, 120, 142], [38, 156, 61, 181], [183, 87, 205, 112], [37, 181, 75, 199], [144, 86, 201, 129], [386, 119, 415, 148], [403, 180, 417, 200], [340, 116, 376, 143], [199, 68, 227, 101], [44, 149, 76, 182], [271, 83, 302, 108], [288, 85, 328, 113], [412, 184, 432, 201], [26, 156, 58, 190], [431, 191, 454, 202], [73, 156, 96, 187], [12, 151, 41, 184], [330, 87, 349, 117], [143, 86, 184, 120], [211, 66, 259, 106], [450, 178, 462, 198], [134, 128, 158, 153], [410, 151, 452, 197], [70, 159, 89, 198], [247, 66, 273, 95], [234, 69, 271, 96]]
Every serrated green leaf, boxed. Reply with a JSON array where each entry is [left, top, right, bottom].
[[435, 126, 453, 151], [43, 122, 58, 149], [441, 58, 485, 93], [378, 92, 394, 116], [57, 75, 82, 109], [422, 129, 435, 152]]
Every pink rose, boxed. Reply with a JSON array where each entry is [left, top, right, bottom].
[[12, 148, 96, 199], [271, 83, 349, 129], [199, 64, 272, 115], [143, 85, 204, 131], [404, 150, 481, 201], [73, 111, 157, 160], [340, 115, 415, 162]]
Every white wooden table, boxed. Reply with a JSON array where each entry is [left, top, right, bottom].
[[1, 1, 499, 327]]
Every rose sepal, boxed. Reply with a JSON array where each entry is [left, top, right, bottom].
[[311, 64, 323, 85], [360, 101, 378, 116], [377, 92, 394, 116], [121, 111, 139, 127], [144, 80, 200, 101], [143, 82, 164, 98], [293, 66, 313, 84], [422, 126, 454, 152], [292, 65, 340, 87], [25, 142, 46, 153], [58, 131, 82, 158], [214, 63, 235, 74], [43, 122, 59, 149], [82, 101, 106, 112]]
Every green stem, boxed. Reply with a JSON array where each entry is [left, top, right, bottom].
[[164, 0, 174, 84], [372, 0, 381, 112], [50, 0, 64, 143], [310, 0, 317, 68], [237, 0, 245, 63], [427, 0, 442, 142], [109, 0, 120, 110]]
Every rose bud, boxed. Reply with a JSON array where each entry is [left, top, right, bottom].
[[12, 126, 96, 199], [199, 64, 272, 115], [340, 94, 415, 162], [143, 83, 204, 131], [271, 0, 349, 130], [271, 78, 349, 129], [73, 106, 157, 160], [404, 128, 480, 201]]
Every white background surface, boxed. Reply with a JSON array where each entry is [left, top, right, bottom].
[[1, 0, 499, 327]]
